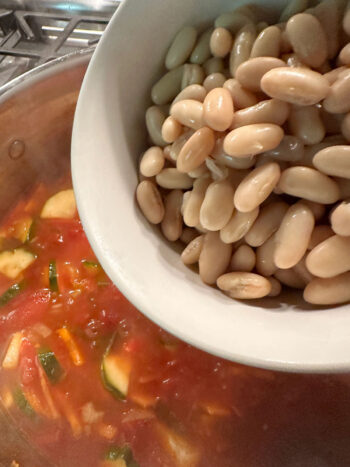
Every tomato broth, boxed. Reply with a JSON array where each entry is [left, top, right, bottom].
[[1, 175, 350, 467]]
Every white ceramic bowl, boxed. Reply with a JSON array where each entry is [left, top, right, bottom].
[[72, 0, 350, 373]]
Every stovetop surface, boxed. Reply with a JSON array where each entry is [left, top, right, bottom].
[[0, 0, 120, 85]]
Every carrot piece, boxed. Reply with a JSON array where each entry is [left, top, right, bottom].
[[57, 327, 84, 366]]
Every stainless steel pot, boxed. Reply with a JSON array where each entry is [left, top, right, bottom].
[[0, 50, 90, 467]]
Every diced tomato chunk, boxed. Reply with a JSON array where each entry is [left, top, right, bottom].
[[19, 338, 39, 386], [0, 288, 51, 335]]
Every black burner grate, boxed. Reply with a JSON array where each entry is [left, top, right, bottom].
[[0, 9, 111, 65]]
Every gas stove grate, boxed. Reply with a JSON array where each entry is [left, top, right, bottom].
[[0, 10, 110, 64], [0, 5, 119, 85]]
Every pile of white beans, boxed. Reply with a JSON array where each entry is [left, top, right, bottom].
[[136, 0, 350, 305]]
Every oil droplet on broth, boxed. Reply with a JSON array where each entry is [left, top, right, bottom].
[[9, 140, 25, 160]]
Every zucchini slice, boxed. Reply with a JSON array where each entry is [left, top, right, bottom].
[[0, 281, 24, 307], [101, 336, 131, 399], [40, 189, 77, 219], [38, 347, 64, 384], [49, 260, 58, 292], [13, 387, 35, 417], [0, 248, 36, 279], [104, 446, 139, 467]]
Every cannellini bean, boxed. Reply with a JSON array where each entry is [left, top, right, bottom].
[[256, 234, 277, 277], [203, 73, 226, 92], [156, 168, 193, 189], [161, 117, 182, 144], [263, 135, 304, 162], [306, 234, 350, 278], [324, 66, 348, 85], [323, 73, 350, 114], [183, 177, 211, 227], [293, 256, 314, 283], [300, 137, 346, 167], [163, 145, 173, 162], [140, 147, 165, 177], [274, 268, 306, 289], [277, 166, 340, 204], [212, 137, 256, 169], [200, 179, 234, 231], [172, 84, 207, 106], [220, 207, 259, 244], [330, 201, 350, 235], [161, 190, 183, 241], [180, 227, 198, 244], [181, 64, 205, 89], [224, 124, 284, 158], [304, 272, 350, 304], [210, 28, 233, 58], [188, 164, 209, 179], [223, 78, 258, 109], [286, 13, 327, 68], [234, 163, 281, 212], [288, 105, 325, 145], [297, 200, 325, 221], [251, 26, 281, 58], [177, 127, 215, 173], [313, 0, 340, 60], [235, 57, 285, 92], [341, 112, 350, 141], [170, 100, 204, 130], [279, 0, 309, 22], [181, 191, 191, 217], [274, 203, 315, 269], [229, 23, 256, 77], [203, 57, 224, 75], [170, 130, 194, 161], [231, 99, 290, 129], [215, 11, 252, 34], [217, 272, 271, 299], [181, 235, 204, 265], [203, 88, 234, 132], [230, 245, 256, 272], [339, 43, 350, 65], [190, 28, 213, 65], [151, 66, 184, 105], [136, 181, 165, 224], [145, 106, 167, 147], [261, 67, 330, 106], [165, 26, 198, 70], [308, 225, 333, 250], [199, 231, 232, 284], [313, 145, 350, 178], [268, 277, 282, 296], [245, 201, 289, 247]]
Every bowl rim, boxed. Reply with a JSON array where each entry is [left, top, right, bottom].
[[72, 0, 350, 374]]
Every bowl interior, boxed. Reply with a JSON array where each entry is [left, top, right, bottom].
[[72, 0, 350, 372]]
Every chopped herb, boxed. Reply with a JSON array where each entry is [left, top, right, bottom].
[[49, 261, 58, 292], [82, 260, 100, 269], [37, 347, 64, 384], [13, 388, 35, 417]]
